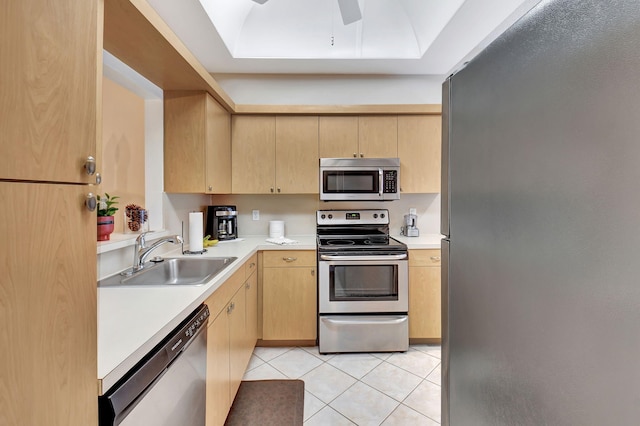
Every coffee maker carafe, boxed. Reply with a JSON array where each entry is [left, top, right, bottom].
[[205, 206, 238, 241], [401, 209, 420, 237]]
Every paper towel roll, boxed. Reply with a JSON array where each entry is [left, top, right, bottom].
[[189, 212, 204, 252], [269, 220, 285, 238]]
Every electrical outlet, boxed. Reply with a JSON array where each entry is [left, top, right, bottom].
[[409, 208, 417, 215], [252, 210, 260, 220]]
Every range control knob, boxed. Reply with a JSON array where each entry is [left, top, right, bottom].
[[320, 214, 326, 219], [328, 214, 333, 219], [381, 213, 385, 218], [373, 214, 378, 218]]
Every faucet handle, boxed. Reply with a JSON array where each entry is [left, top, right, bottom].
[[136, 231, 151, 248]]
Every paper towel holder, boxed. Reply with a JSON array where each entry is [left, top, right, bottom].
[[181, 220, 208, 255]]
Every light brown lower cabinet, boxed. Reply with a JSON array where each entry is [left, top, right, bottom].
[[205, 254, 258, 426], [409, 249, 442, 341], [261, 250, 317, 342]]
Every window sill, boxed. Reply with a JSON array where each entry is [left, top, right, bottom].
[[97, 230, 171, 254]]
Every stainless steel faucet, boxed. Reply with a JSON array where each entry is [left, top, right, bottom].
[[132, 232, 183, 272]]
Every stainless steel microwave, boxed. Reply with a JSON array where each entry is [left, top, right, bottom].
[[319, 158, 400, 201]]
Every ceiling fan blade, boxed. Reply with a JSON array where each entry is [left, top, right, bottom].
[[251, 0, 269, 4], [338, 0, 362, 25]]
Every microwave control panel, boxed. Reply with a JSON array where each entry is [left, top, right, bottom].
[[383, 170, 398, 193]]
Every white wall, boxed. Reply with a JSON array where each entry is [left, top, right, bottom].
[[210, 193, 440, 238], [213, 74, 445, 105]]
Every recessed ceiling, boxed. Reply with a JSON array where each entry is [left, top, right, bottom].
[[198, 0, 465, 60], [146, 0, 541, 75]]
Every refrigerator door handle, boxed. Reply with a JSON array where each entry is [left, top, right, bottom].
[[441, 78, 451, 237], [441, 238, 450, 426]]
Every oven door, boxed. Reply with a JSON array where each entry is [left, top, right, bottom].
[[318, 253, 408, 313]]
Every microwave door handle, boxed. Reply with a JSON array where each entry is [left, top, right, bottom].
[[320, 254, 408, 261], [379, 168, 384, 198]]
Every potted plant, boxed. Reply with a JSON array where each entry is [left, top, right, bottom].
[[97, 193, 119, 241]]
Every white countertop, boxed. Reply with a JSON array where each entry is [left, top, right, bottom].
[[97, 235, 316, 395], [393, 233, 444, 249]]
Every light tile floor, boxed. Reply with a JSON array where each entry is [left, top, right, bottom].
[[242, 345, 441, 425]]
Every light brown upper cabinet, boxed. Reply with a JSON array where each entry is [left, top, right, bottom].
[[398, 115, 442, 193], [319, 116, 397, 158], [0, 0, 98, 184], [357, 115, 398, 157], [164, 91, 231, 194], [232, 115, 319, 194]]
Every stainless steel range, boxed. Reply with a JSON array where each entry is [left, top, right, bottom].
[[317, 209, 409, 354]]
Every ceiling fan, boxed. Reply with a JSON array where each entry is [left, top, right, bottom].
[[251, 0, 362, 25]]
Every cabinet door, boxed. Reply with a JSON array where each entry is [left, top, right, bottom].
[[206, 311, 231, 426], [398, 115, 441, 193], [1, 0, 98, 183], [0, 182, 97, 425], [275, 116, 319, 194], [228, 288, 247, 401], [164, 91, 206, 193], [409, 250, 442, 340], [358, 116, 398, 158], [319, 116, 359, 158], [232, 115, 276, 194], [245, 271, 259, 352], [262, 267, 317, 340], [205, 94, 231, 194]]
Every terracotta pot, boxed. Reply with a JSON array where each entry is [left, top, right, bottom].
[[97, 215, 115, 241]]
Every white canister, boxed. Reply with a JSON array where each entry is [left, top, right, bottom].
[[269, 220, 285, 238]]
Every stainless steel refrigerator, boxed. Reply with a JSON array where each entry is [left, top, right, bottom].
[[441, 0, 640, 424]]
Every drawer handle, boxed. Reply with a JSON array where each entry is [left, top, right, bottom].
[[250, 262, 256, 268], [283, 257, 297, 262], [430, 256, 441, 261]]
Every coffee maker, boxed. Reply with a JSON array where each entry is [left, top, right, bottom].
[[401, 209, 420, 237], [205, 206, 238, 241]]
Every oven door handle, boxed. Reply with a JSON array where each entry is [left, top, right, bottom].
[[320, 254, 407, 261]]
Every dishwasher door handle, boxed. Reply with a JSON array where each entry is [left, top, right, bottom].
[[320, 254, 407, 261]]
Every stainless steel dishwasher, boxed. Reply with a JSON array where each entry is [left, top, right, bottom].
[[99, 304, 209, 426]]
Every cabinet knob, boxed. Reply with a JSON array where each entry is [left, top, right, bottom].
[[430, 256, 441, 261], [353, 153, 357, 157], [360, 153, 364, 157], [277, 187, 281, 193], [246, 282, 251, 290], [85, 193, 97, 212], [270, 187, 274, 193], [311, 269, 315, 276], [95, 172, 102, 185], [283, 257, 297, 262], [208, 185, 212, 191], [250, 262, 256, 268], [84, 156, 96, 175]]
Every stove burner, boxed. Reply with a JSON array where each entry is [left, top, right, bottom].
[[327, 239, 355, 246]]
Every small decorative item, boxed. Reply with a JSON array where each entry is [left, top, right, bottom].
[[124, 204, 149, 234], [97, 193, 119, 241]]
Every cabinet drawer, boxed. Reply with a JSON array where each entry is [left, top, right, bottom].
[[245, 253, 258, 278], [262, 250, 316, 267], [409, 249, 441, 267]]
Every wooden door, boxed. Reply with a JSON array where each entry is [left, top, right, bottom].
[[0, 0, 99, 183], [319, 116, 359, 158], [232, 115, 276, 193], [164, 91, 207, 193], [205, 94, 232, 194], [398, 115, 441, 193], [358, 115, 398, 158], [0, 182, 97, 426], [262, 267, 317, 340], [275, 116, 319, 194], [228, 288, 247, 400], [206, 310, 231, 426], [408, 250, 442, 340]]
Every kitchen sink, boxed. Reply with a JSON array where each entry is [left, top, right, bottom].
[[98, 257, 237, 287]]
